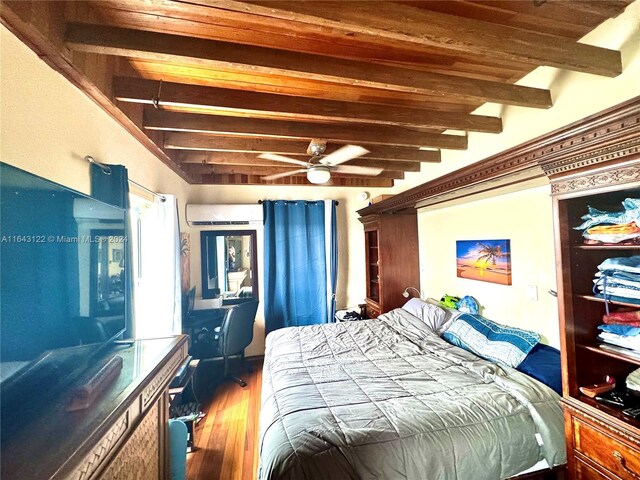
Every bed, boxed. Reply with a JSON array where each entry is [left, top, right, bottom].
[[257, 307, 566, 480]]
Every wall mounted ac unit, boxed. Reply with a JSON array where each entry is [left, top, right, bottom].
[[186, 204, 263, 226]]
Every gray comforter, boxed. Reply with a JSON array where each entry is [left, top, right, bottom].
[[258, 309, 566, 480]]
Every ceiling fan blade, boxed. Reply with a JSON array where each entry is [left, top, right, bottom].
[[258, 153, 308, 167], [334, 165, 383, 176], [320, 145, 370, 166], [261, 169, 307, 181]]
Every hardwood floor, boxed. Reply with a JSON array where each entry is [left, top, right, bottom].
[[187, 363, 263, 480]]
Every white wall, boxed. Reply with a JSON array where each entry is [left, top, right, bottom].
[[418, 185, 559, 346], [0, 27, 192, 205], [405, 2, 639, 345]]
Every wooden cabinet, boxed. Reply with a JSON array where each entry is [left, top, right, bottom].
[[552, 158, 640, 480], [1, 336, 188, 480], [360, 211, 420, 318]]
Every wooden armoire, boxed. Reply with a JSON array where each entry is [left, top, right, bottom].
[[359, 211, 420, 319]]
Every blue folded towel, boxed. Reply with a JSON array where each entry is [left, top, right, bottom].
[[597, 256, 640, 275], [598, 324, 640, 337]]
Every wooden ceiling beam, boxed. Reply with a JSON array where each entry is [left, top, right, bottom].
[[114, 77, 502, 133], [163, 133, 439, 163], [178, 152, 421, 172], [144, 110, 467, 150], [210, 1, 622, 77], [183, 163, 404, 179], [66, 23, 552, 109], [197, 173, 394, 187]]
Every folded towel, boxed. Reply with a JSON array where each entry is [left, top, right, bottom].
[[595, 271, 640, 288], [595, 285, 640, 300], [598, 324, 640, 336], [595, 293, 640, 306], [603, 309, 640, 326], [597, 256, 640, 275], [598, 332, 640, 351], [575, 198, 640, 231]]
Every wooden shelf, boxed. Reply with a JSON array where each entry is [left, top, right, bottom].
[[573, 244, 640, 250], [577, 395, 640, 431], [577, 294, 640, 308], [583, 344, 640, 367]]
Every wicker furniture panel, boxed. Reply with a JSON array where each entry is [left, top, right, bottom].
[[99, 400, 161, 480]]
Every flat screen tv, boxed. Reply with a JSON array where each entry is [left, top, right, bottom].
[[0, 162, 128, 437]]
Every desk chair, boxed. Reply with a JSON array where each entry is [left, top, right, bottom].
[[191, 299, 258, 387], [183, 287, 195, 320]]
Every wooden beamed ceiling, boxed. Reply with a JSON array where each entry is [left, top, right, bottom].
[[1, 0, 632, 187], [112, 77, 503, 133]]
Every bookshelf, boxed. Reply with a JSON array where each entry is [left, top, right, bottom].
[[552, 159, 640, 479]]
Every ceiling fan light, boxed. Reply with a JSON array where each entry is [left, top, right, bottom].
[[307, 166, 331, 184]]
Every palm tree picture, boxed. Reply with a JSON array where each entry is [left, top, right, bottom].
[[456, 239, 512, 285]]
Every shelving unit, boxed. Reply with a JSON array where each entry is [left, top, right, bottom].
[[552, 158, 640, 479], [360, 211, 419, 319]]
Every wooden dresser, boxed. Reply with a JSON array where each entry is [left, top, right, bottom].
[[1, 335, 188, 480], [551, 158, 640, 479], [359, 211, 420, 318]]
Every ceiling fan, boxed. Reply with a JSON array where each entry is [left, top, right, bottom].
[[259, 140, 383, 184]]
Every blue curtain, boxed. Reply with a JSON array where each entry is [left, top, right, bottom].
[[264, 200, 327, 333], [90, 164, 135, 338], [329, 201, 338, 322]]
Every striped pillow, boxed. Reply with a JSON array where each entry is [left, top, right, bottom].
[[442, 314, 540, 368]]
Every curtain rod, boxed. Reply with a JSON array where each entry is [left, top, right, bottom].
[[84, 155, 166, 202], [258, 200, 339, 205]]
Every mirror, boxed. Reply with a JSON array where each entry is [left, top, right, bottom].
[[90, 229, 126, 317], [200, 230, 258, 300]]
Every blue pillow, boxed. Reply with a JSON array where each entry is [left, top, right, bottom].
[[517, 343, 562, 394], [442, 314, 540, 368]]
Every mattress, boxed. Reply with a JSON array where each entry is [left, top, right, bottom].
[[258, 308, 566, 480]]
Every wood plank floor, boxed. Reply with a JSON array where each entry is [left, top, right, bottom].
[[187, 363, 262, 480]]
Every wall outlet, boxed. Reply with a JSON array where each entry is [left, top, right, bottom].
[[526, 285, 538, 301]]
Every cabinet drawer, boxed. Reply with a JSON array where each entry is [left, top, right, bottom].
[[574, 456, 614, 480], [365, 303, 380, 319], [573, 417, 640, 479]]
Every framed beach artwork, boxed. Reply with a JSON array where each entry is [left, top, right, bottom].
[[456, 239, 512, 286]]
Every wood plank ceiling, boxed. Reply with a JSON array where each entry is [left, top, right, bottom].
[[1, 0, 633, 187]]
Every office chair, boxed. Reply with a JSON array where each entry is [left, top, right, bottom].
[[191, 299, 258, 388], [183, 287, 196, 320]]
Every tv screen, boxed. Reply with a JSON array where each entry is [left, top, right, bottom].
[[0, 162, 128, 433]]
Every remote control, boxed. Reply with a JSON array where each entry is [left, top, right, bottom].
[[595, 390, 627, 407], [622, 406, 640, 419]]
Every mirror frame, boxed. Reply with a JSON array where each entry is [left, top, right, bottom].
[[200, 229, 259, 300]]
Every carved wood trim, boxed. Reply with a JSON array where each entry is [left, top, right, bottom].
[[550, 160, 640, 196], [563, 400, 640, 447], [358, 96, 640, 215]]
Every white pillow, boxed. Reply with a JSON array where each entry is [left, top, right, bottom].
[[402, 298, 459, 335]]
